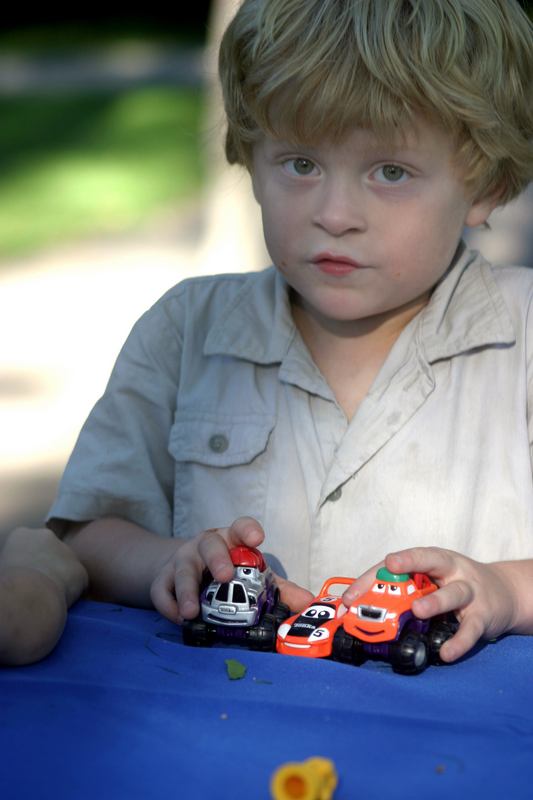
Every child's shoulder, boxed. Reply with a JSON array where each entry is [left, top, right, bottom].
[[490, 261, 533, 289], [453, 246, 533, 306], [479, 260, 533, 349], [487, 261, 533, 314], [126, 267, 280, 353], [421, 248, 533, 361], [154, 267, 275, 309]]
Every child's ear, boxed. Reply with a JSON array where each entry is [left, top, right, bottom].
[[464, 182, 506, 228]]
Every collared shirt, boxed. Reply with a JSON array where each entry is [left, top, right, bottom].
[[47, 244, 533, 594]]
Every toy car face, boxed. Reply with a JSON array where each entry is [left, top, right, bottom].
[[276, 577, 354, 658], [342, 569, 437, 644], [200, 564, 270, 627]]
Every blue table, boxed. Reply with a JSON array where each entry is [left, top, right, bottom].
[[1, 601, 532, 799]]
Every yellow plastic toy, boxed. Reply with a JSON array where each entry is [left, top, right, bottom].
[[270, 757, 338, 800]]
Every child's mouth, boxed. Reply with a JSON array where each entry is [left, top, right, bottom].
[[311, 254, 366, 275]]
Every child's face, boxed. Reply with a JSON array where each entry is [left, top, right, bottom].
[[252, 116, 497, 331]]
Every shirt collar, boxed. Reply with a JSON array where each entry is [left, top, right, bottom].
[[204, 244, 516, 364], [204, 266, 296, 363], [419, 242, 516, 362]]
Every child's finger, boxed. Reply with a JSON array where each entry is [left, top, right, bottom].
[[342, 560, 385, 607], [438, 614, 486, 663], [197, 529, 236, 583], [385, 546, 457, 580], [411, 579, 474, 619], [150, 565, 185, 624], [275, 575, 314, 613], [225, 517, 265, 549], [197, 518, 265, 582], [173, 558, 209, 620]]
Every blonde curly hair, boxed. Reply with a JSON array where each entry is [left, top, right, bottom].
[[219, 0, 533, 204]]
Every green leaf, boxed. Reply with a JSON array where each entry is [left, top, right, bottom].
[[225, 659, 247, 680]]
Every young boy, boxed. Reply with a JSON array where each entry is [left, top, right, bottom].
[[46, 0, 533, 664]]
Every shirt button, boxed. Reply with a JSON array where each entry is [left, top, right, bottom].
[[327, 487, 342, 502], [209, 434, 229, 453]]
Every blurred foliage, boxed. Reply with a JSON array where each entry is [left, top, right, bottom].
[[0, 88, 206, 258], [1, 1, 531, 259], [0, 25, 207, 53], [0, 8, 210, 52]]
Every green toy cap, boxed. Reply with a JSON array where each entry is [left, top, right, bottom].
[[376, 567, 409, 583]]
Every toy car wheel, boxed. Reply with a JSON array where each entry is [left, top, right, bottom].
[[183, 617, 211, 648], [428, 621, 456, 665], [332, 627, 365, 666], [389, 631, 429, 675], [247, 613, 278, 651], [272, 601, 291, 623]]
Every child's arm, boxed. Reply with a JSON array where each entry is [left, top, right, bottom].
[[0, 528, 88, 666], [64, 517, 313, 624], [342, 547, 533, 662]]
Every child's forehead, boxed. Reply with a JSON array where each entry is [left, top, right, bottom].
[[258, 114, 455, 158]]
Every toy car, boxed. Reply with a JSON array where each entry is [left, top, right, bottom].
[[183, 546, 290, 651], [332, 567, 456, 674], [276, 577, 354, 658]]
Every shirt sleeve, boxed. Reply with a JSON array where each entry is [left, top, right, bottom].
[[46, 288, 186, 539]]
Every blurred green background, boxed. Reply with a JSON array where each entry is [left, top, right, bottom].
[[2, 2, 533, 261], [0, 8, 211, 259], [1, 90, 204, 256]]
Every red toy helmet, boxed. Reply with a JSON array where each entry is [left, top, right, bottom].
[[229, 546, 266, 571]]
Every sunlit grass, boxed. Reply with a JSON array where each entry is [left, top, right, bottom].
[[0, 87, 206, 258]]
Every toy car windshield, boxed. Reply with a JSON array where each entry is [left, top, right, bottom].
[[183, 546, 290, 651], [332, 567, 457, 674]]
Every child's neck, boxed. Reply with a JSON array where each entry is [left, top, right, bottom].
[[292, 295, 429, 422]]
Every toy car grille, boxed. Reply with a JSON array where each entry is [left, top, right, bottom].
[[207, 614, 247, 625], [358, 605, 387, 623], [215, 584, 229, 602], [232, 583, 246, 604]]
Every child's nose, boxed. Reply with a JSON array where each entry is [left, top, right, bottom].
[[312, 179, 367, 236]]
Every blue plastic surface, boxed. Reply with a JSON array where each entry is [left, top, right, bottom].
[[1, 601, 532, 799]]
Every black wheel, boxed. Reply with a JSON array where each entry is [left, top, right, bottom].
[[332, 627, 365, 665], [389, 631, 429, 675], [183, 617, 211, 648], [247, 613, 277, 651], [272, 601, 291, 624], [428, 620, 456, 665]]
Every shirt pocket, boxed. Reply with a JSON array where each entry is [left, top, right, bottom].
[[168, 411, 276, 538]]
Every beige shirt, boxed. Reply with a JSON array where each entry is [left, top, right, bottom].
[[48, 244, 533, 594]]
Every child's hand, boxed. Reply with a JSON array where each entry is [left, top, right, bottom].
[[150, 517, 313, 624], [0, 527, 88, 606], [342, 546, 523, 663], [0, 528, 89, 665]]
